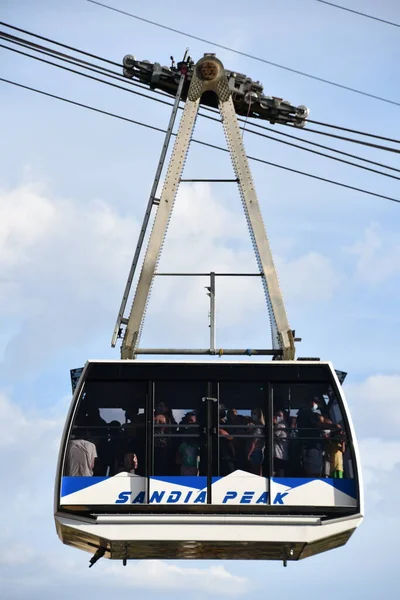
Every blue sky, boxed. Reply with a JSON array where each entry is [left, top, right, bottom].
[[0, 0, 399, 597]]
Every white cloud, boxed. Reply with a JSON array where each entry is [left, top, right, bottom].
[[141, 183, 341, 346], [346, 374, 400, 438], [359, 438, 400, 473], [0, 179, 343, 364], [278, 251, 340, 302], [0, 182, 57, 269], [0, 182, 137, 310], [346, 223, 400, 285], [0, 391, 60, 449], [0, 182, 139, 371], [358, 438, 400, 514], [106, 560, 249, 596], [0, 543, 36, 567]]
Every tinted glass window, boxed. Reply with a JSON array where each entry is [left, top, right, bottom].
[[218, 381, 267, 477], [153, 381, 208, 477], [65, 380, 147, 477], [272, 383, 354, 479]]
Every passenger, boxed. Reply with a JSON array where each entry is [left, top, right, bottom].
[[327, 426, 346, 478], [247, 408, 265, 476], [114, 424, 141, 475], [154, 413, 173, 475], [106, 420, 121, 476], [179, 411, 197, 426], [297, 398, 324, 477], [287, 416, 303, 476], [121, 405, 146, 476], [80, 407, 107, 475], [66, 434, 97, 477], [176, 412, 199, 476], [273, 410, 289, 477], [155, 401, 177, 426], [321, 418, 334, 477], [229, 413, 248, 472], [219, 410, 236, 476], [227, 408, 238, 425], [122, 452, 138, 474]]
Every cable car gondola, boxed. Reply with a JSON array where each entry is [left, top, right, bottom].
[[55, 359, 362, 565], [54, 54, 362, 565]]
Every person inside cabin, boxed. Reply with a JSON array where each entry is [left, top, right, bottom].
[[119, 404, 146, 476], [105, 420, 122, 475], [287, 415, 303, 476], [229, 413, 248, 472], [176, 412, 200, 476], [154, 413, 174, 475], [297, 397, 325, 477], [65, 432, 97, 477], [73, 406, 107, 474], [155, 400, 177, 426], [273, 410, 289, 477], [227, 408, 238, 425], [219, 408, 236, 476], [326, 425, 346, 478], [247, 408, 265, 476], [122, 452, 139, 474]]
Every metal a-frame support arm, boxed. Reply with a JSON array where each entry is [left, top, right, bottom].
[[120, 54, 295, 361]]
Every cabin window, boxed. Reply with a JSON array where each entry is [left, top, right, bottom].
[[218, 381, 268, 477], [64, 380, 148, 477], [152, 380, 207, 478], [272, 383, 354, 479]]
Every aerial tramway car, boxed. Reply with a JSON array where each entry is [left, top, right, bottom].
[[54, 54, 363, 566]]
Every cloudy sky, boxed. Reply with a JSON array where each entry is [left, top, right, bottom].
[[1, 0, 399, 597]]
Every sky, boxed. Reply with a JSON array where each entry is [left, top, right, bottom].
[[0, 0, 399, 597]]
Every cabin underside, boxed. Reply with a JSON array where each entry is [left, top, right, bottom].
[[55, 512, 362, 563]]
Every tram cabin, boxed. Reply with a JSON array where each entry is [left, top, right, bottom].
[[55, 359, 363, 564]]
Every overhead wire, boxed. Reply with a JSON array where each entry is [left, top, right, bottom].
[[0, 41, 175, 109], [235, 117, 400, 173], [1, 35, 400, 187], [305, 118, 400, 144], [315, 1, 400, 29], [1, 76, 399, 205], [284, 123, 400, 154], [1, 20, 400, 144], [197, 109, 400, 180], [0, 19, 122, 68], [2, 31, 400, 169], [85, 0, 400, 108], [0, 28, 173, 100]]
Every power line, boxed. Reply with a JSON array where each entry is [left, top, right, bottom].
[[285, 123, 400, 154], [198, 108, 400, 180], [2, 20, 400, 146], [0, 76, 166, 133], [3, 39, 400, 178], [3, 33, 400, 170], [194, 138, 400, 204], [1, 76, 398, 205], [2, 36, 400, 178], [240, 118, 400, 173], [0, 20, 121, 68], [0, 29, 175, 104], [242, 124, 400, 180], [86, 0, 400, 108], [0, 42, 174, 109], [315, 1, 400, 29], [306, 117, 400, 145]]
